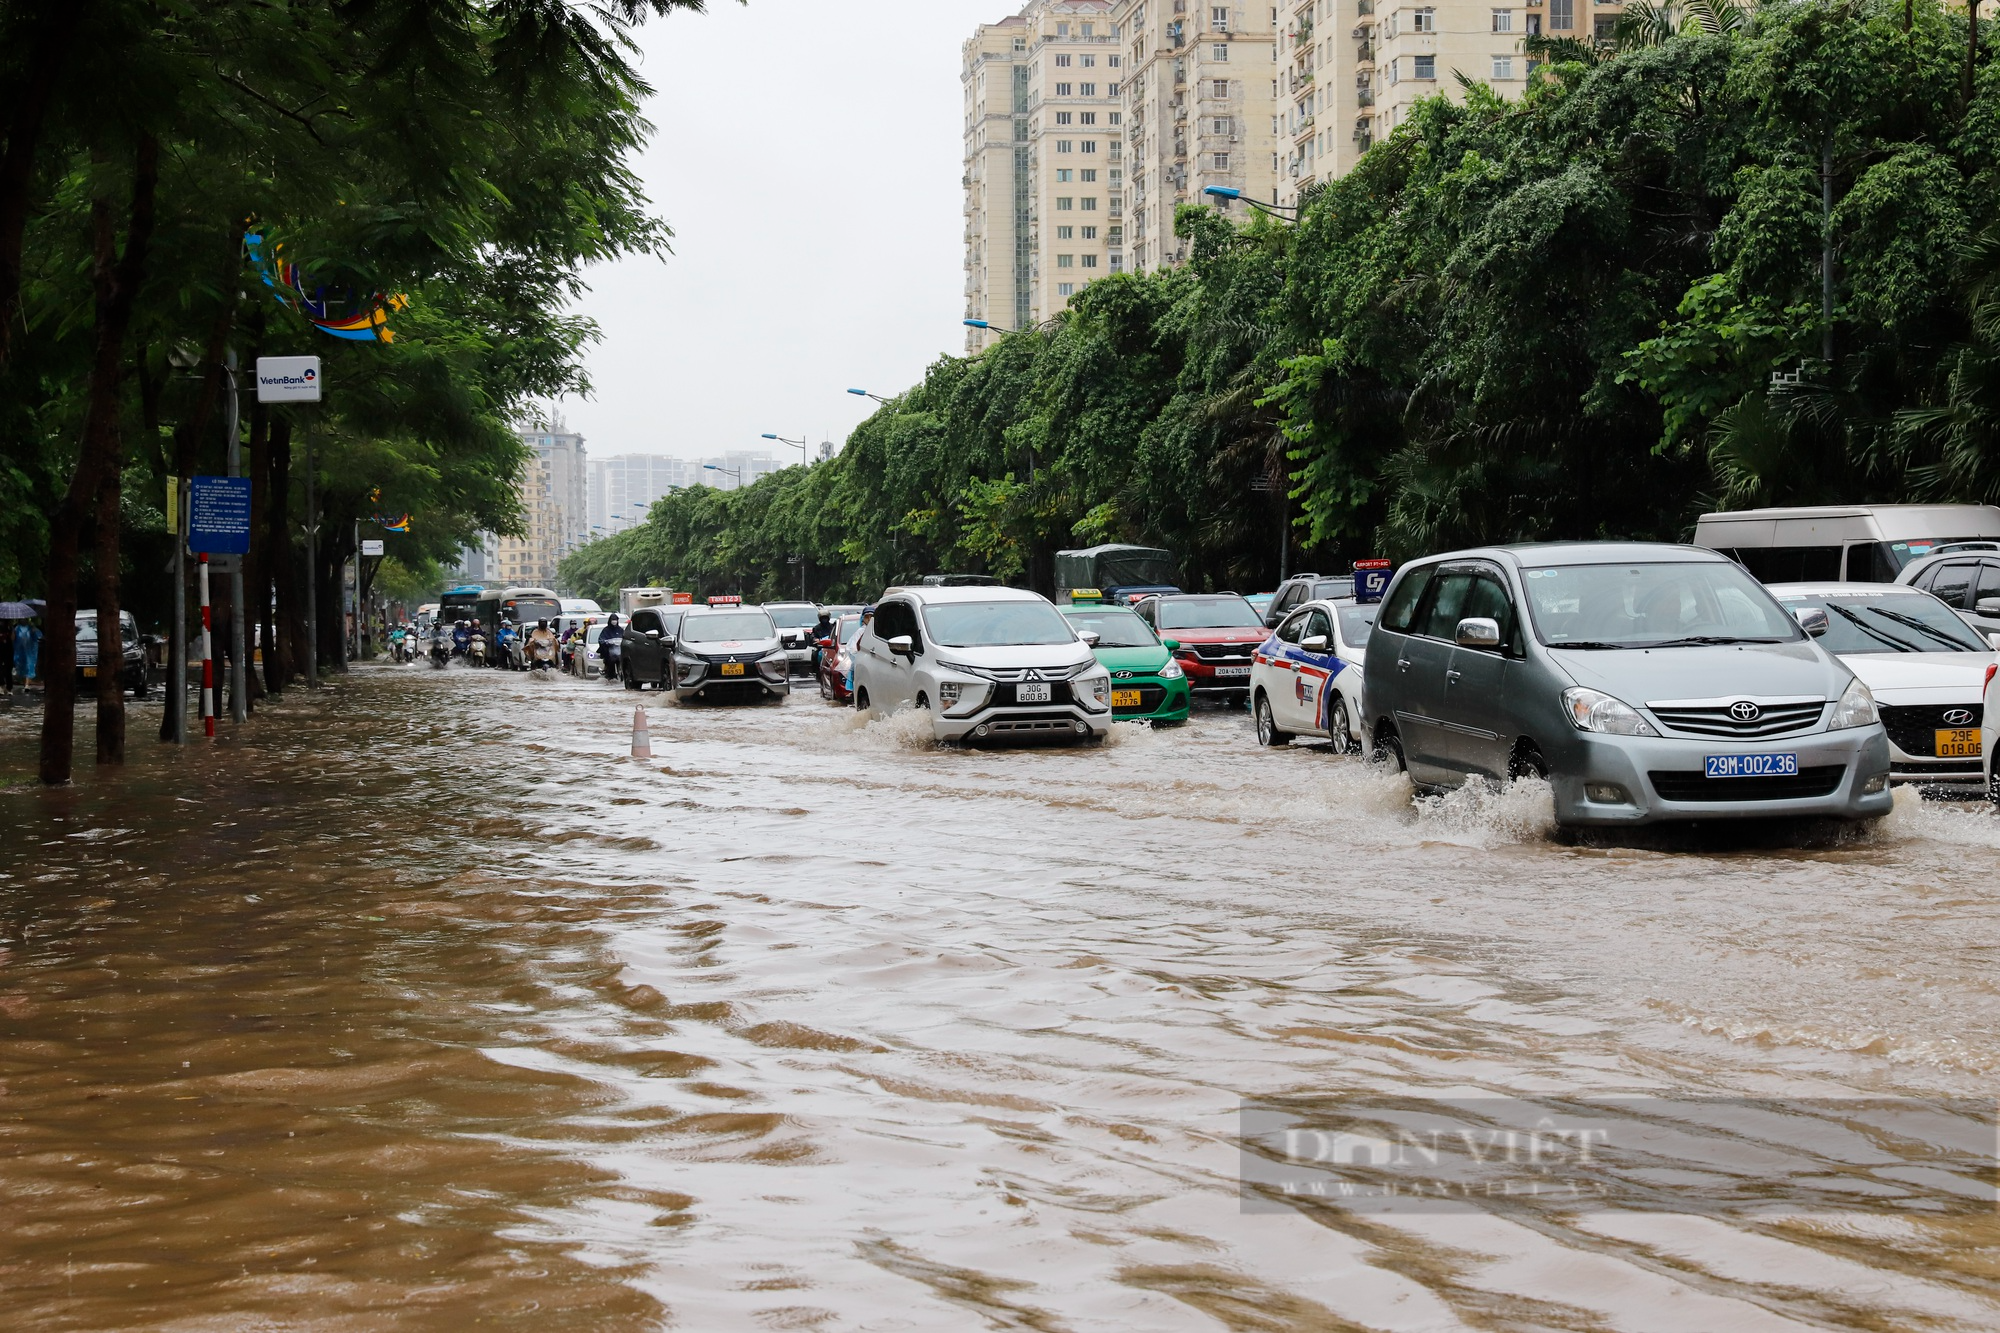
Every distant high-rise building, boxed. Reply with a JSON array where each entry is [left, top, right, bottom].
[[590, 455, 695, 533]]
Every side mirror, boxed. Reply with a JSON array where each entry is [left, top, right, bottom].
[[1977, 597, 2000, 617], [1161, 639, 1181, 652], [1300, 634, 1330, 653], [1080, 630, 1102, 648], [1792, 606, 1831, 638], [888, 634, 916, 658], [1988, 632, 2000, 651], [1454, 617, 1502, 650]]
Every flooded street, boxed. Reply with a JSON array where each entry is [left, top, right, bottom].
[[4, 666, 2000, 1330]]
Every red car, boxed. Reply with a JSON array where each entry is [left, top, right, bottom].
[[815, 613, 865, 704], [1132, 593, 1269, 698]]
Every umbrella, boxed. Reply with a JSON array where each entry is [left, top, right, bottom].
[[0, 602, 35, 619]]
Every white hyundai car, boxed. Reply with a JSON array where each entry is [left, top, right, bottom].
[[1771, 583, 1996, 792], [850, 585, 1112, 743]]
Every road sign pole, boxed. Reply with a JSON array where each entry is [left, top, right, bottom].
[[198, 555, 214, 739], [225, 352, 247, 723], [167, 484, 187, 744], [305, 435, 318, 689]]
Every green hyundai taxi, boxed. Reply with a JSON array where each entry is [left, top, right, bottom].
[[1060, 603, 1191, 724]]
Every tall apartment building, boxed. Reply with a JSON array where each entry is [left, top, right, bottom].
[[519, 423, 588, 565], [1279, 0, 1618, 207], [591, 454, 696, 533], [963, 0, 1132, 354], [488, 450, 560, 588], [1119, 0, 1278, 273]]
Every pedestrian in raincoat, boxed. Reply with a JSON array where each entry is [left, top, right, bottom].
[[599, 614, 624, 681], [14, 617, 40, 688]]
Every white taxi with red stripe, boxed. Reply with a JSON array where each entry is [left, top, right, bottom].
[[1250, 599, 1379, 752]]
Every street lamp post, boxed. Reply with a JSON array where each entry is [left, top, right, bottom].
[[963, 318, 1020, 334], [761, 433, 809, 467], [703, 463, 742, 488], [1202, 186, 1300, 221], [847, 388, 891, 404]]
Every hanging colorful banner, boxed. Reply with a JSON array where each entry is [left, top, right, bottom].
[[244, 232, 406, 343]]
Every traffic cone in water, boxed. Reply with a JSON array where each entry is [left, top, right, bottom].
[[631, 705, 653, 760]]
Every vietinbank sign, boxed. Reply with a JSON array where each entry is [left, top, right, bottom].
[[255, 355, 322, 403]]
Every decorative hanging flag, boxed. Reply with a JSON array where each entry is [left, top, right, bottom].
[[244, 232, 406, 343], [369, 488, 413, 533]]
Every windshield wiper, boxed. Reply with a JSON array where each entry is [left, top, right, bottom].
[[1548, 640, 1631, 650], [1823, 601, 1922, 653], [1642, 635, 1791, 648], [1867, 604, 1979, 651]]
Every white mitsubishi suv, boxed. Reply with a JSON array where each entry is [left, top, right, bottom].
[[851, 586, 1113, 743]]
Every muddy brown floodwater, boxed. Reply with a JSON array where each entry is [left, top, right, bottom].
[[3, 666, 2000, 1330]]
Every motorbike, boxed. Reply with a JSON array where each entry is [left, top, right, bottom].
[[467, 632, 487, 667], [429, 635, 450, 669]]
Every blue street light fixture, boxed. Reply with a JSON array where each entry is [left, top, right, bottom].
[[704, 463, 742, 486], [1203, 185, 1299, 220], [964, 318, 1019, 333], [848, 388, 891, 404], [762, 432, 809, 466]]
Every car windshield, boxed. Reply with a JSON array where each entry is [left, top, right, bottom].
[[765, 605, 820, 629], [1337, 605, 1378, 646], [1522, 562, 1801, 649], [1155, 596, 1263, 630], [1313, 578, 1356, 600], [679, 612, 775, 642], [1777, 591, 1988, 653], [1062, 608, 1159, 647], [922, 600, 1077, 648]]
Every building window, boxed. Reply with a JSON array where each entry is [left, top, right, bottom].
[[1057, 168, 1073, 181], [1056, 21, 1070, 35], [1056, 111, 1073, 125], [1212, 151, 1230, 169], [1549, 0, 1573, 26], [1057, 196, 1075, 209], [1082, 54, 1096, 67], [1057, 139, 1074, 152], [1081, 22, 1094, 35], [1213, 78, 1230, 96], [1058, 254, 1075, 267], [1081, 111, 1097, 124], [1594, 14, 1617, 36], [1082, 254, 1099, 268], [1414, 54, 1437, 77], [1055, 81, 1073, 96], [1492, 7, 1513, 29], [1081, 196, 1099, 210], [1081, 168, 1098, 181], [1081, 139, 1098, 152], [1059, 282, 1076, 296], [1212, 43, 1229, 58], [1081, 82, 1097, 95], [1491, 54, 1514, 77], [1527, 13, 1542, 33], [1057, 225, 1074, 238], [1413, 7, 1436, 30], [1109, 111, 1123, 124], [1108, 83, 1121, 97], [1213, 116, 1230, 132], [1082, 225, 1098, 239], [1013, 36, 1027, 52], [1109, 55, 1123, 67]]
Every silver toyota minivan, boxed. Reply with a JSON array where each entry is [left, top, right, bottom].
[[1362, 543, 1894, 826]]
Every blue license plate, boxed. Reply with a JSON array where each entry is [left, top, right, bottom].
[[1705, 753, 1799, 779]]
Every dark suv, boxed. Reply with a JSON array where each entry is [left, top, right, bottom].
[[1262, 572, 1357, 627], [76, 610, 148, 698]]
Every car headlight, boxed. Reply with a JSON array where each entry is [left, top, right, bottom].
[[1561, 687, 1658, 736], [938, 680, 963, 708], [1084, 673, 1111, 710], [1159, 659, 1184, 679], [1829, 676, 1878, 730], [761, 650, 788, 664]]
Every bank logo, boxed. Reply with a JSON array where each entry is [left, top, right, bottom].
[[1728, 700, 1762, 723]]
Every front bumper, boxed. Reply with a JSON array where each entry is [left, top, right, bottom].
[[1177, 657, 1255, 692], [671, 657, 790, 701], [1549, 726, 1894, 826], [933, 699, 1111, 742]]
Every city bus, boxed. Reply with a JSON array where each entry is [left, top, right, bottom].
[[499, 586, 562, 627]]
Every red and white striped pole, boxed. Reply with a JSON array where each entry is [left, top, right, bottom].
[[198, 554, 214, 738]]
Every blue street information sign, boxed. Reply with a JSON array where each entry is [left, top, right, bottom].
[[188, 476, 252, 555]]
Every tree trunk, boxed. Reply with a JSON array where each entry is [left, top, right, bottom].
[[244, 395, 268, 703], [1970, 0, 1983, 106], [268, 417, 301, 688], [0, 4, 87, 369], [94, 446, 125, 762], [40, 136, 157, 786]]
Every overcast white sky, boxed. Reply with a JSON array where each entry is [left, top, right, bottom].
[[551, 0, 1016, 464]]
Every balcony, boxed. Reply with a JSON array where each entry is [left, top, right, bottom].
[[1356, 40, 1373, 61], [1358, 0, 1374, 11], [1357, 87, 1375, 106]]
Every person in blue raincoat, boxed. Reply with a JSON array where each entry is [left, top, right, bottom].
[[14, 617, 40, 688]]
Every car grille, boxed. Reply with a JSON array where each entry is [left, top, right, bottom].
[[1647, 766, 1847, 802], [1645, 699, 1827, 739], [1189, 643, 1256, 661], [982, 713, 1087, 735], [1112, 685, 1169, 714], [1879, 702, 1984, 757], [965, 663, 1089, 683]]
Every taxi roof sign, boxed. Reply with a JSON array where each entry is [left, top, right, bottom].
[[1069, 587, 1104, 603], [707, 594, 743, 606]]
